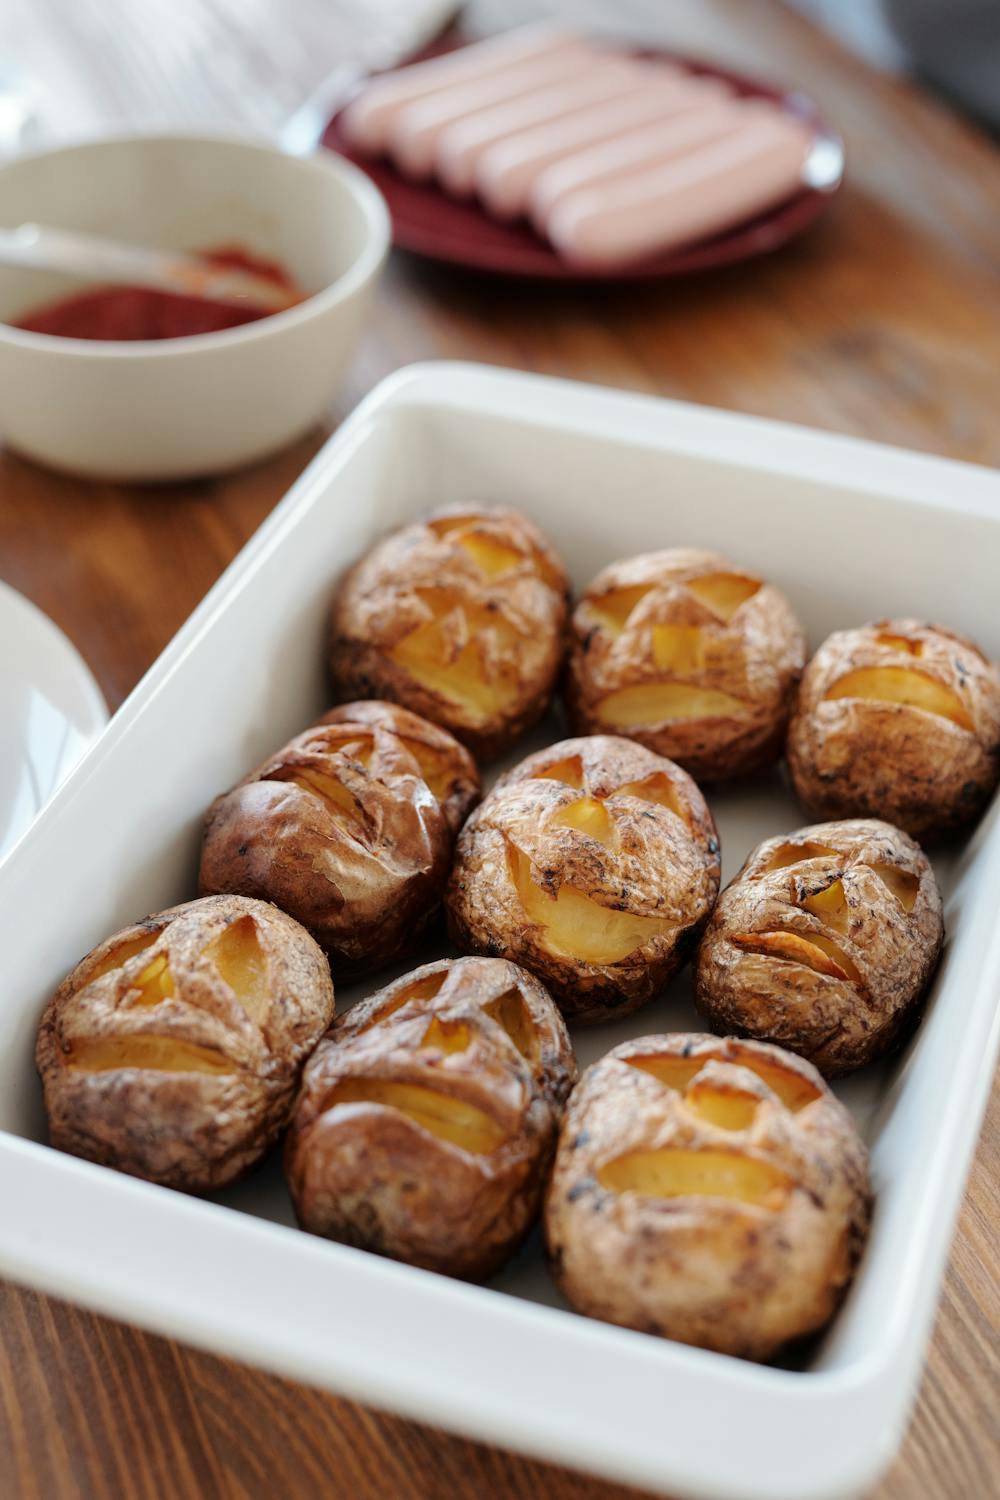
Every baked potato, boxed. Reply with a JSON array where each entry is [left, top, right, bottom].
[[565, 548, 806, 781], [694, 818, 943, 1076], [544, 1033, 871, 1361], [199, 700, 480, 976], [286, 956, 575, 1279], [36, 895, 334, 1194], [787, 619, 1000, 839], [327, 505, 570, 761], [446, 735, 721, 1025]]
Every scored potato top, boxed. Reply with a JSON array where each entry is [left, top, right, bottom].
[[555, 1034, 866, 1202], [316, 699, 480, 834], [566, 547, 806, 780], [694, 818, 944, 1076], [787, 618, 1000, 837], [545, 1033, 871, 1360], [41, 895, 333, 1077], [36, 895, 334, 1192], [446, 736, 721, 1024], [294, 1006, 544, 1156], [333, 956, 577, 1110], [328, 506, 571, 760], [199, 702, 479, 973]]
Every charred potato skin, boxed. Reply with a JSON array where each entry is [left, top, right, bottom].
[[694, 818, 943, 1077], [327, 505, 571, 762], [565, 548, 806, 782], [445, 735, 721, 1025], [787, 619, 1000, 838], [544, 1034, 871, 1361], [286, 957, 576, 1280], [36, 895, 334, 1194], [198, 702, 480, 976]]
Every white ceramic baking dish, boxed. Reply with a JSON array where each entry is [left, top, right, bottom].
[[1, 363, 998, 1500]]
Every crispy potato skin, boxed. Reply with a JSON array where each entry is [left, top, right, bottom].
[[36, 895, 334, 1194], [286, 957, 576, 1280], [445, 735, 721, 1025], [694, 819, 943, 1077], [327, 505, 570, 761], [544, 1034, 871, 1361], [565, 548, 806, 781], [787, 619, 1000, 838], [198, 701, 480, 977]]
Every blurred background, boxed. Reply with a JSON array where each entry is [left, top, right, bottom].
[[2, 0, 998, 147]]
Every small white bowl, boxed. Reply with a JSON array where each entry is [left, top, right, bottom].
[[0, 131, 390, 480]]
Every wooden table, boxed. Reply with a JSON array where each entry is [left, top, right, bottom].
[[1, 1, 998, 1495]]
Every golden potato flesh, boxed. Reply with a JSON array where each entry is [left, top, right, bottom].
[[597, 1146, 793, 1207], [544, 1034, 871, 1361], [318, 1078, 508, 1154], [198, 700, 480, 977], [565, 548, 806, 781], [445, 735, 721, 1025], [286, 957, 576, 1280], [327, 506, 570, 761], [36, 895, 334, 1193], [787, 619, 1000, 838], [694, 819, 944, 1077]]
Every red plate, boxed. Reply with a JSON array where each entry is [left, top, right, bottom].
[[321, 29, 844, 280]]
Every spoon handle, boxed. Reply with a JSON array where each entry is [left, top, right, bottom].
[[0, 224, 298, 311]]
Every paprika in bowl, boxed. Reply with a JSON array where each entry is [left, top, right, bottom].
[[0, 131, 390, 480]]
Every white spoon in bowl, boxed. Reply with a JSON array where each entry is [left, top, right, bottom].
[[0, 223, 299, 311]]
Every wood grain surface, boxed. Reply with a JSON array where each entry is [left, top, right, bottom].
[[0, 2, 998, 1497]]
